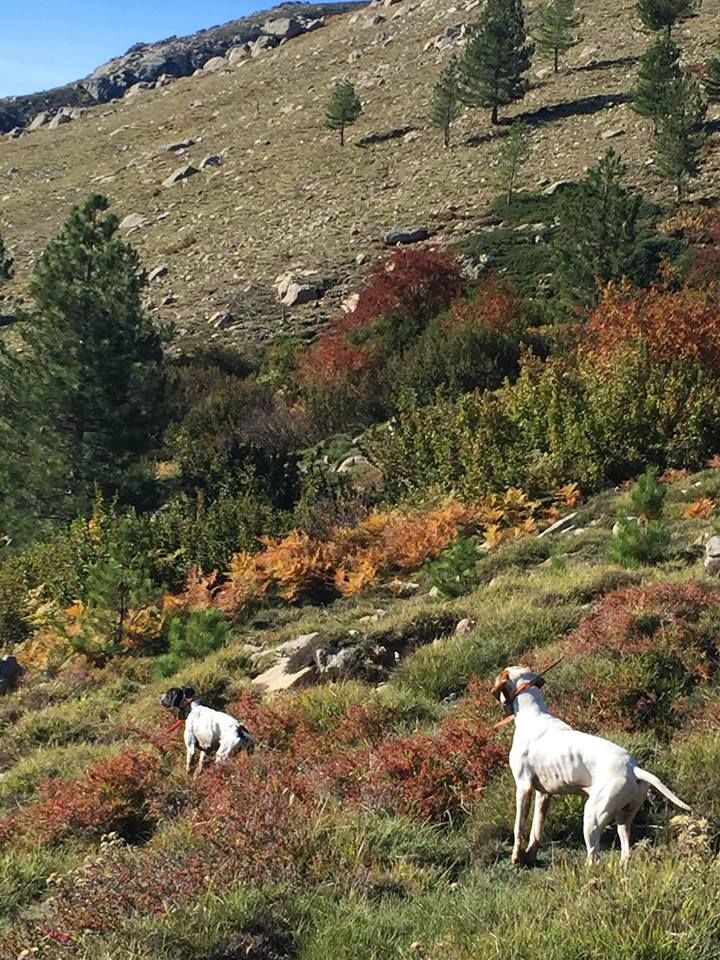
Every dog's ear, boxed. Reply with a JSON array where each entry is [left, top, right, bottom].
[[535, 675, 545, 689], [491, 669, 512, 702], [182, 686, 197, 701]]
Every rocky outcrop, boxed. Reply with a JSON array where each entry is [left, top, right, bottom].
[[0, 2, 364, 134]]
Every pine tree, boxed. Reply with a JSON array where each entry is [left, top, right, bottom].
[[0, 194, 166, 535], [655, 74, 707, 200], [632, 34, 681, 130], [552, 150, 644, 305], [458, 0, 534, 126], [325, 80, 362, 146], [496, 121, 531, 205], [704, 36, 720, 102], [430, 58, 461, 147], [536, 0, 582, 73], [636, 0, 697, 37]]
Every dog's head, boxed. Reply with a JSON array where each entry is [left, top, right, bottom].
[[159, 686, 197, 719], [491, 665, 544, 715], [236, 722, 256, 755]]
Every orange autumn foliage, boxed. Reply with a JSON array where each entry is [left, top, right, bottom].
[[683, 498, 716, 519], [585, 283, 720, 371]]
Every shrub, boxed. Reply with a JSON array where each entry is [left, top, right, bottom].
[[607, 518, 670, 568], [628, 466, 667, 519], [153, 609, 231, 679], [425, 534, 483, 598]]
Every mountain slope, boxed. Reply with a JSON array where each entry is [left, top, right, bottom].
[[1, 0, 719, 346]]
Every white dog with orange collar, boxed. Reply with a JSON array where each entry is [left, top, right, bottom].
[[492, 665, 691, 865]]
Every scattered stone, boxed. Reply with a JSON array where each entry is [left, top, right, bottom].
[[199, 153, 223, 169], [162, 164, 199, 187], [263, 17, 305, 39], [455, 618, 476, 635], [282, 282, 322, 307], [315, 645, 358, 676], [336, 454, 373, 473], [538, 512, 578, 538], [209, 311, 233, 329], [159, 138, 196, 153], [228, 44, 251, 63], [119, 213, 146, 231], [600, 127, 625, 140], [342, 291, 360, 313], [276, 632, 320, 657], [542, 179, 574, 196], [383, 226, 430, 245], [251, 35, 279, 56], [148, 264, 169, 282]]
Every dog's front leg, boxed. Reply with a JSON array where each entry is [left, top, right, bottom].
[[512, 782, 533, 865], [525, 791, 551, 864]]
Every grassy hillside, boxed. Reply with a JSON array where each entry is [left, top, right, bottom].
[[3, 467, 720, 958], [1, 0, 719, 345]]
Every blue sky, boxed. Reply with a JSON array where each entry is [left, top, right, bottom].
[[0, 1, 263, 97]]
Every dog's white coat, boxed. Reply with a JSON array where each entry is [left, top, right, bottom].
[[183, 701, 255, 776], [494, 665, 691, 865]]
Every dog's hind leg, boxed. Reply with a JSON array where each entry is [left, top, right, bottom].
[[185, 736, 197, 775], [583, 795, 613, 865], [194, 750, 208, 778]]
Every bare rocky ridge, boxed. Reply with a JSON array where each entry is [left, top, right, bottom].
[[1, 0, 719, 350]]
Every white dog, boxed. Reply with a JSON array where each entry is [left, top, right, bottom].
[[492, 665, 691, 865], [160, 686, 255, 777]]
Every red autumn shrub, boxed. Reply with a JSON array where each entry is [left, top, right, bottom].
[[560, 582, 720, 736], [448, 275, 519, 333], [585, 283, 720, 371], [0, 748, 162, 848], [297, 248, 464, 385]]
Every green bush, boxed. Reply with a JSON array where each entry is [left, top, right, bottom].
[[628, 466, 666, 520], [425, 535, 484, 598], [153, 609, 231, 680], [607, 518, 671, 568]]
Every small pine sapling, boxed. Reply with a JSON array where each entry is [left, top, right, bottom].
[[325, 80, 362, 146], [430, 58, 461, 148], [496, 121, 531, 206], [654, 74, 707, 200], [536, 0, 582, 73], [633, 35, 681, 131]]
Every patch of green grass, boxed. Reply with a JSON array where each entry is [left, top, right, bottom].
[[0, 847, 83, 923]]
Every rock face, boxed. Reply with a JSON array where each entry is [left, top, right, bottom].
[[0, 3, 363, 134], [705, 536, 720, 576]]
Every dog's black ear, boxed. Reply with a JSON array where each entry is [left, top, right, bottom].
[[182, 686, 197, 701], [535, 675, 546, 689]]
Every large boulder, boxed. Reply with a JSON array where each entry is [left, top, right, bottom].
[[202, 56, 227, 73], [28, 111, 50, 131], [262, 17, 305, 39], [705, 536, 720, 576]]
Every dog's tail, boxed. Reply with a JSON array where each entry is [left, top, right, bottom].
[[634, 767, 691, 811]]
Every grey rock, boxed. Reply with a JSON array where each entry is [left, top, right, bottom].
[[281, 282, 321, 307], [0, 655, 21, 695], [315, 644, 358, 676], [162, 164, 199, 187], [455, 618, 476, 635], [705, 536, 720, 576], [227, 44, 251, 63], [542, 179, 574, 196], [600, 128, 625, 140], [48, 112, 72, 129], [263, 17, 305, 39], [159, 138, 196, 153], [148, 264, 169, 282], [251, 35, 280, 56], [28, 111, 50, 131], [119, 213, 146, 231], [199, 153, 223, 169], [202, 56, 227, 73], [336, 454, 373, 473], [276, 631, 320, 657], [209, 311, 233, 329], [383, 226, 430, 245]]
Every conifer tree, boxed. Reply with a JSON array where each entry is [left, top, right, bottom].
[[704, 36, 720, 102], [0, 194, 166, 534], [325, 80, 362, 146], [536, 0, 582, 73], [632, 34, 681, 130], [496, 121, 531, 205], [552, 150, 644, 305], [430, 58, 461, 147], [636, 0, 697, 37], [655, 74, 707, 199], [458, 0, 534, 125]]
